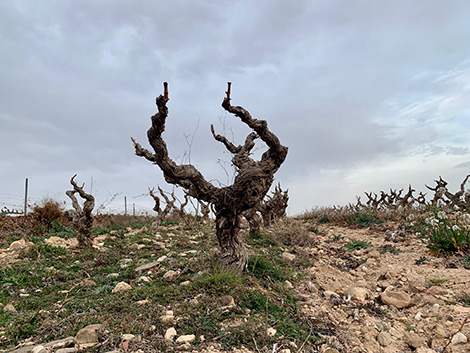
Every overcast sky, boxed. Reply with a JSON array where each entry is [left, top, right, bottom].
[[1, 1, 470, 216]]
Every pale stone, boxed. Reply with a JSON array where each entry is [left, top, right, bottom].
[[119, 258, 133, 268], [137, 276, 151, 283], [266, 327, 277, 337], [157, 255, 168, 263], [112, 282, 132, 293], [44, 236, 78, 248], [344, 287, 368, 303], [404, 332, 426, 349], [75, 324, 103, 348], [135, 261, 160, 272], [377, 332, 391, 346], [220, 295, 235, 307], [429, 303, 440, 313], [31, 346, 46, 353], [43, 337, 74, 349], [160, 310, 175, 323], [4, 304, 17, 313], [306, 281, 318, 293], [381, 287, 411, 308], [163, 270, 178, 281], [281, 252, 296, 261], [55, 349, 78, 353], [82, 279, 96, 287], [415, 348, 435, 353], [164, 327, 177, 342], [122, 334, 135, 341], [175, 334, 196, 344], [9, 238, 34, 250], [180, 280, 191, 286], [199, 335, 205, 342], [284, 280, 294, 289], [322, 348, 340, 353], [451, 332, 467, 345], [323, 291, 339, 299]]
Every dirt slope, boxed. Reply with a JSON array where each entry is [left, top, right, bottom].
[[295, 222, 470, 353]]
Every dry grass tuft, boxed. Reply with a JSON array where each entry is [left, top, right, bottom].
[[269, 218, 316, 247]]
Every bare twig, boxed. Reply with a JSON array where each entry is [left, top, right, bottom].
[[442, 315, 470, 352]]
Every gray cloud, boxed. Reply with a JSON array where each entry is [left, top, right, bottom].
[[2, 1, 470, 214]]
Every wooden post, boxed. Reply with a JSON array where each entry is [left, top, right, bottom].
[[124, 196, 127, 215], [24, 178, 28, 216]]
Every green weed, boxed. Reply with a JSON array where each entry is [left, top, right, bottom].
[[351, 213, 383, 227], [344, 240, 373, 252]]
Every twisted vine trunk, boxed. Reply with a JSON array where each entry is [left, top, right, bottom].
[[132, 82, 287, 271], [66, 174, 95, 248], [215, 208, 246, 271]]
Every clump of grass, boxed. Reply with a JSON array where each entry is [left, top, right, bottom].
[[459, 255, 470, 269], [344, 240, 373, 252], [427, 222, 470, 255], [379, 245, 402, 255], [308, 226, 322, 234], [415, 256, 429, 265], [429, 278, 448, 286], [248, 255, 289, 282], [351, 212, 383, 227], [414, 211, 470, 255], [246, 232, 278, 247], [318, 216, 330, 224], [270, 218, 315, 247], [331, 234, 343, 242]]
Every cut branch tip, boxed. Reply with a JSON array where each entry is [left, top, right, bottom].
[[226, 82, 232, 101], [163, 82, 169, 100]]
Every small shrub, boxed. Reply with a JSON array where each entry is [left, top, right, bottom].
[[32, 198, 65, 232], [352, 212, 383, 227], [427, 222, 470, 255], [344, 240, 373, 252]]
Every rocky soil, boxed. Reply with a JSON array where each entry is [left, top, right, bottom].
[[1, 219, 470, 353], [295, 223, 470, 353]]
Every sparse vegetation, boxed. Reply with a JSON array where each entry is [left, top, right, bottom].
[[344, 239, 373, 252], [0, 216, 318, 351], [3, 173, 470, 352], [31, 198, 66, 234]]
